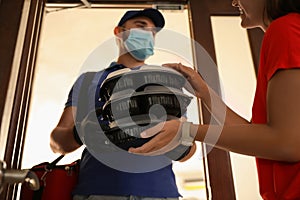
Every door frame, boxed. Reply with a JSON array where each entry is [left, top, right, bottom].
[[0, 0, 263, 199]]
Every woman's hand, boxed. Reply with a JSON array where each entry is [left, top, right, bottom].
[[129, 118, 197, 156], [128, 119, 182, 155], [163, 63, 208, 99]]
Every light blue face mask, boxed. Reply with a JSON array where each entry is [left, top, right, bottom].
[[123, 28, 154, 61]]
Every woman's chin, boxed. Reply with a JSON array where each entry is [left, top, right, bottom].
[[240, 18, 259, 29]]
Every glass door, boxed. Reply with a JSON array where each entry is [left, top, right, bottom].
[[21, 4, 207, 200]]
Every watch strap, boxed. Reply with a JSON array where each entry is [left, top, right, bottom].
[[180, 122, 193, 146]]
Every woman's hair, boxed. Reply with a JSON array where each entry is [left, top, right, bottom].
[[266, 0, 300, 21]]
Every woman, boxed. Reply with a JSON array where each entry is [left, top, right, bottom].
[[129, 0, 300, 199]]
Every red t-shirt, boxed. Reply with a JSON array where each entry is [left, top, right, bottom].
[[252, 13, 300, 199]]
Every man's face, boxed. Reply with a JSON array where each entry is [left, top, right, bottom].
[[114, 16, 157, 61]]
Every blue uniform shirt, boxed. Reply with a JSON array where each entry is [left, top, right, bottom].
[[65, 63, 180, 197]]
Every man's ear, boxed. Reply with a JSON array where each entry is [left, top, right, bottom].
[[114, 26, 122, 38]]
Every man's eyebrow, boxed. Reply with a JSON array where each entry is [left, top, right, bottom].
[[133, 20, 148, 26]]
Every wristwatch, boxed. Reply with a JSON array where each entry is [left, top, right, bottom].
[[180, 122, 194, 146], [164, 122, 194, 160]]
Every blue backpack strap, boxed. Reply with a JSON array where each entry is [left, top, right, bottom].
[[76, 72, 96, 122], [94, 66, 125, 106]]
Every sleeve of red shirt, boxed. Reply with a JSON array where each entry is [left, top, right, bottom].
[[263, 14, 300, 81]]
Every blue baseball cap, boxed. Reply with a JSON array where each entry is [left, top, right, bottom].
[[118, 8, 165, 31]]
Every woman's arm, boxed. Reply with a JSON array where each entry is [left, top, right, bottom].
[[130, 69, 300, 162]]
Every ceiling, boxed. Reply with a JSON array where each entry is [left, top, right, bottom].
[[46, 0, 187, 4]]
